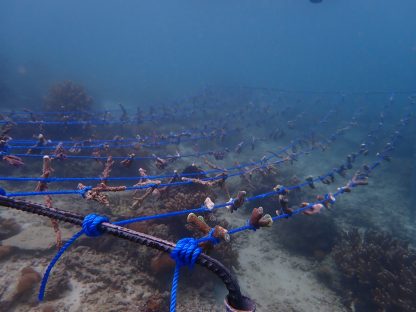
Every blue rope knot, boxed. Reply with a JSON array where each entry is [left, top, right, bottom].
[[198, 228, 221, 245], [169, 240, 198, 311], [277, 186, 287, 194], [78, 185, 92, 197], [170, 231, 224, 312], [0, 187, 6, 196], [170, 237, 202, 269], [324, 193, 336, 204], [82, 214, 110, 237]]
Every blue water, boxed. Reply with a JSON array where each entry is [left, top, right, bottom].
[[1, 0, 416, 106]]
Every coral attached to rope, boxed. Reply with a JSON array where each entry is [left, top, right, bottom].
[[0, 91, 412, 311]]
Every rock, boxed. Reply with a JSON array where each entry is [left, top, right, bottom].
[[0, 217, 21, 240], [0, 245, 15, 260], [144, 295, 164, 312], [42, 304, 55, 312]]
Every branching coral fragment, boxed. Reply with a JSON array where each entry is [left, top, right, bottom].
[[120, 153, 135, 168], [131, 168, 161, 209], [35, 156, 62, 248], [187, 213, 230, 247], [101, 156, 115, 183], [78, 183, 127, 206], [2, 155, 24, 167]]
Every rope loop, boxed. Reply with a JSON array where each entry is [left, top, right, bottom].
[[82, 214, 110, 237]]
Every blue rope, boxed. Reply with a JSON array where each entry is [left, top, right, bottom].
[[38, 214, 109, 301], [169, 229, 219, 312], [2, 127, 375, 225], [7, 135, 222, 150], [3, 139, 218, 159], [2, 147, 293, 197], [15, 111, 413, 308], [8, 110, 358, 191], [7, 127, 212, 146], [2, 118, 388, 229], [228, 123, 409, 234], [35, 131, 402, 303]]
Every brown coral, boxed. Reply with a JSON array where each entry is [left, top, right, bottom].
[[0, 245, 14, 260], [2, 155, 24, 167], [249, 207, 273, 229], [43, 80, 93, 112], [333, 229, 416, 311], [150, 252, 175, 274], [14, 267, 41, 299]]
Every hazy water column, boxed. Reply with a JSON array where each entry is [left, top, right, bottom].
[[1, 0, 416, 108]]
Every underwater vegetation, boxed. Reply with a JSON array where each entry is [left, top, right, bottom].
[[43, 81, 94, 113], [333, 229, 416, 312]]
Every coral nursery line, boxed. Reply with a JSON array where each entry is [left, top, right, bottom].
[[0, 86, 412, 311], [0, 102, 374, 186], [0, 110, 386, 225], [0, 101, 372, 199], [0, 115, 361, 198], [0, 96, 410, 312], [0, 113, 410, 312]]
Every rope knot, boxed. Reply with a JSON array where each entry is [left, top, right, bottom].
[[170, 238, 202, 269], [273, 185, 287, 195], [78, 185, 92, 198], [324, 193, 336, 204], [82, 214, 109, 237], [197, 228, 221, 245]]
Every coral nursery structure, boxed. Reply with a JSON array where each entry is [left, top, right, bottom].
[[0, 86, 415, 312]]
